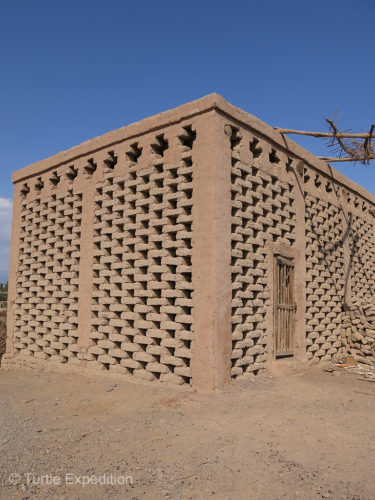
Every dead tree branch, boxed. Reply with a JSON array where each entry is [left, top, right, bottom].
[[274, 118, 375, 165], [325, 118, 375, 165]]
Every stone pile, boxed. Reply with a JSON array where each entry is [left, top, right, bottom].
[[341, 300, 375, 365]]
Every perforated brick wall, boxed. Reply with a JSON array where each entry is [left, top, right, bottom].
[[338, 198, 375, 365], [88, 138, 194, 384], [349, 214, 375, 301], [13, 189, 82, 362], [304, 194, 345, 363], [229, 126, 296, 378]]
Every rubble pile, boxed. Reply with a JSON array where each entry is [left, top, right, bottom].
[[340, 300, 375, 366]]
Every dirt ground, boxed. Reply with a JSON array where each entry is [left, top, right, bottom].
[[0, 363, 374, 500]]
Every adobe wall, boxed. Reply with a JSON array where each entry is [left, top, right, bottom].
[[4, 97, 232, 390], [218, 102, 375, 375], [4, 94, 375, 390]]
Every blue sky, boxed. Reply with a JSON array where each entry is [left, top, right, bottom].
[[0, 0, 374, 282]]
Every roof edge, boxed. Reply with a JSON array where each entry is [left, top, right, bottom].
[[12, 93, 221, 184], [211, 95, 375, 205], [11, 93, 375, 206]]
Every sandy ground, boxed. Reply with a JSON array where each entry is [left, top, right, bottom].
[[0, 363, 374, 500]]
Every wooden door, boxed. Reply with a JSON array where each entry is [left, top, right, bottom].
[[274, 255, 296, 357]]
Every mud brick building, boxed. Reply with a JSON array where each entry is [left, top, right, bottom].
[[4, 95, 375, 390]]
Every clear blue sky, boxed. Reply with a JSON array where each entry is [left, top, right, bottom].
[[0, 0, 374, 282]]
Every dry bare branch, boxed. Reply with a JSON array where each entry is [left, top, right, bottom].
[[325, 118, 375, 165], [274, 117, 375, 165]]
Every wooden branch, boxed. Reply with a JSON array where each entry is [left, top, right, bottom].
[[276, 117, 375, 164], [274, 127, 374, 139], [318, 156, 375, 162], [363, 124, 375, 156], [318, 157, 354, 162]]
